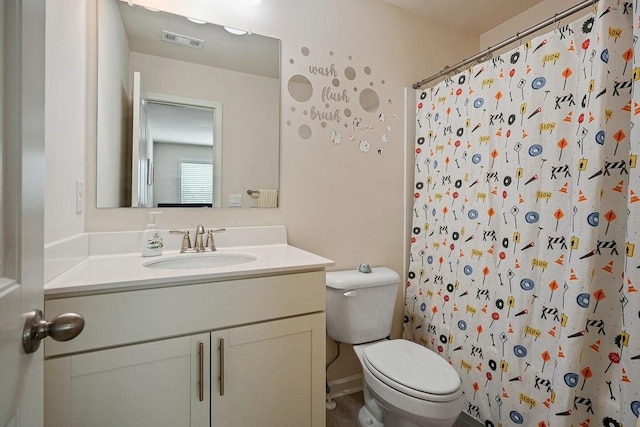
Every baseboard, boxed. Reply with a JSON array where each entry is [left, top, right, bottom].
[[327, 374, 363, 400]]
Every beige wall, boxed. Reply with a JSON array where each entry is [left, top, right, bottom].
[[481, 0, 592, 51], [45, 0, 88, 243], [45, 0, 478, 383]]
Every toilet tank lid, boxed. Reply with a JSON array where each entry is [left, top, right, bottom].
[[326, 267, 400, 290]]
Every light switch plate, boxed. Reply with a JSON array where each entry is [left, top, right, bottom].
[[76, 180, 84, 214], [228, 193, 242, 207]]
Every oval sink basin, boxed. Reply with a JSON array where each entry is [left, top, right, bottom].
[[143, 253, 257, 270]]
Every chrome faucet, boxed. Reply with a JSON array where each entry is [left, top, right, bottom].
[[170, 226, 226, 253], [194, 224, 206, 252]]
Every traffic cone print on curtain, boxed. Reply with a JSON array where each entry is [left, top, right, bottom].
[[405, 1, 640, 425]]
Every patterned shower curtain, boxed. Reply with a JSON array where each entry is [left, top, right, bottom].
[[405, 1, 640, 425]]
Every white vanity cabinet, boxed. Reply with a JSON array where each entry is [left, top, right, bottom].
[[44, 271, 326, 427], [45, 333, 211, 427], [211, 314, 325, 426]]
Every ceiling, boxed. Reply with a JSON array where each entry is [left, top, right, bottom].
[[119, 2, 280, 79], [146, 102, 214, 146], [383, 0, 545, 34], [117, 2, 280, 146]]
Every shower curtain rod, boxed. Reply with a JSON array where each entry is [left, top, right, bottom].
[[412, 0, 597, 89]]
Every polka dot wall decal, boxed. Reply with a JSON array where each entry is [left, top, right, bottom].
[[285, 47, 396, 153], [287, 74, 313, 102], [298, 124, 312, 139], [359, 88, 380, 113], [345, 67, 356, 80]]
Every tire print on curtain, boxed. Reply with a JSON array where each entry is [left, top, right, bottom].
[[405, 1, 640, 425]]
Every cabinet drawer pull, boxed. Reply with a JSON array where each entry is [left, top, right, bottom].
[[198, 341, 204, 402], [218, 338, 225, 396]]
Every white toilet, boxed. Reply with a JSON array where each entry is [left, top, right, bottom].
[[326, 267, 462, 427]]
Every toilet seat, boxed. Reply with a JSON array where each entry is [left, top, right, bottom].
[[362, 340, 461, 403]]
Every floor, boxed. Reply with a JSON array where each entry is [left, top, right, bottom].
[[326, 392, 482, 427]]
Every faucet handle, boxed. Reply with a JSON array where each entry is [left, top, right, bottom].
[[206, 228, 226, 251], [170, 230, 192, 253]]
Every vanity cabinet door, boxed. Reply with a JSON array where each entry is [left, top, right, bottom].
[[44, 333, 210, 427], [211, 313, 325, 427]]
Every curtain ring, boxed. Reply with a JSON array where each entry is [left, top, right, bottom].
[[442, 65, 451, 79], [447, 67, 455, 79], [554, 13, 560, 31]]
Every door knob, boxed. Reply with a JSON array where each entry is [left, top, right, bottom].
[[22, 309, 85, 354]]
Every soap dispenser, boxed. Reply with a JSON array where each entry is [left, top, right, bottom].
[[140, 211, 164, 257]]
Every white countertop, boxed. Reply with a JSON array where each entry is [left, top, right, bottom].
[[45, 244, 334, 297]]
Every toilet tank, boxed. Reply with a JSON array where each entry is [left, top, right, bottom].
[[325, 267, 400, 344]]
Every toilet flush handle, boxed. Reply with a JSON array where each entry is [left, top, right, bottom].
[[343, 290, 357, 297]]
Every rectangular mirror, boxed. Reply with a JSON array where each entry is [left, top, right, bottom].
[[96, 0, 281, 208]]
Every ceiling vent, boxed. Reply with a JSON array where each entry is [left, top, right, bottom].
[[161, 30, 205, 49]]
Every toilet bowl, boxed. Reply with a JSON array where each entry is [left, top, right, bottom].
[[325, 268, 463, 427], [354, 339, 462, 427]]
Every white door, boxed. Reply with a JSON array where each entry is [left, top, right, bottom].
[[0, 0, 46, 425], [132, 71, 151, 208]]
